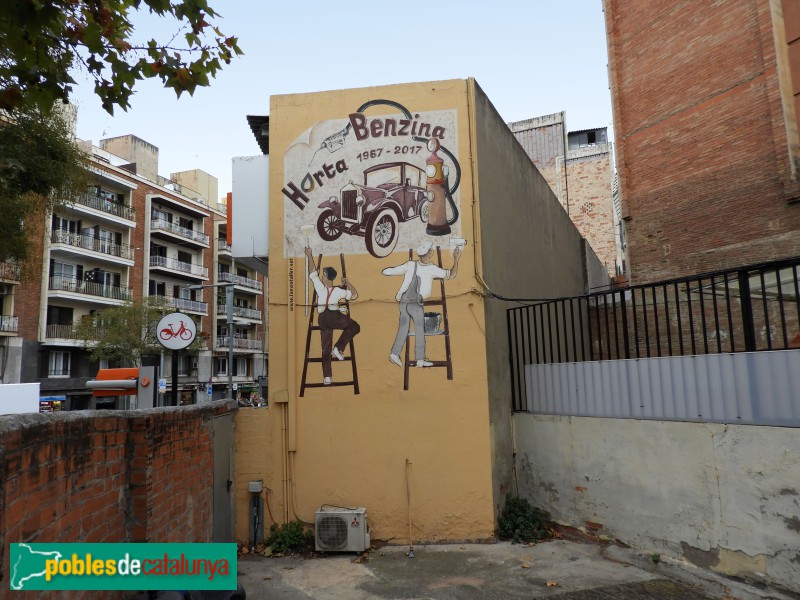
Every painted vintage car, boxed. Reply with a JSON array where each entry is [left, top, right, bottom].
[[316, 162, 432, 258]]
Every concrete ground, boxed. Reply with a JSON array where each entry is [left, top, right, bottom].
[[236, 540, 727, 599]]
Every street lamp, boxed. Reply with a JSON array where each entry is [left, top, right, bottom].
[[188, 282, 244, 400]]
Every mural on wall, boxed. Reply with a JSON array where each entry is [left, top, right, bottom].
[[384, 240, 462, 368], [303, 246, 360, 387], [287, 100, 465, 394], [282, 100, 461, 258]]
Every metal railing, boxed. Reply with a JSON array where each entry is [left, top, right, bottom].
[[45, 323, 105, 339], [216, 336, 263, 351], [0, 315, 18, 333], [50, 230, 134, 260], [0, 262, 20, 281], [217, 304, 262, 320], [508, 257, 800, 411], [218, 270, 262, 291], [71, 192, 136, 221], [149, 255, 208, 278], [48, 275, 133, 301], [45, 324, 79, 339], [170, 297, 209, 314], [150, 218, 210, 245]]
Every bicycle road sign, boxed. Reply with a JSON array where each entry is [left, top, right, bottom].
[[156, 312, 196, 350]]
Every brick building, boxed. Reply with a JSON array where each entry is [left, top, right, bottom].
[[2, 135, 267, 409], [604, 0, 800, 284], [510, 112, 619, 277]]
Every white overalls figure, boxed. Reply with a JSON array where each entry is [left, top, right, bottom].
[[383, 240, 461, 367]]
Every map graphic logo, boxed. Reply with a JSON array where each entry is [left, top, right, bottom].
[[8, 543, 237, 591], [10, 543, 63, 590]]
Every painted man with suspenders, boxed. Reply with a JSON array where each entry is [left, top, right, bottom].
[[304, 246, 360, 385]]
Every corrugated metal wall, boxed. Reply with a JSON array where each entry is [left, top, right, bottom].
[[524, 349, 800, 427]]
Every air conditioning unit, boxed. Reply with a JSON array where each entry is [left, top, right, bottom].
[[315, 507, 370, 552]]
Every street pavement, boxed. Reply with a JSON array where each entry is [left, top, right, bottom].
[[236, 540, 732, 599]]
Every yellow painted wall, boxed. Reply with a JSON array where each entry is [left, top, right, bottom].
[[233, 408, 272, 537], [260, 80, 496, 543]]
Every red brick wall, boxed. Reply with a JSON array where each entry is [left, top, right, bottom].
[[605, 0, 800, 284], [0, 401, 234, 600]]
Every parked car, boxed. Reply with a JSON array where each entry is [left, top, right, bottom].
[[316, 162, 432, 258]]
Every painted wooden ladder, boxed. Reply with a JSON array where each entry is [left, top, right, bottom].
[[299, 253, 360, 396], [403, 246, 454, 390]]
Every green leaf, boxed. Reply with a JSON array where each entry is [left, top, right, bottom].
[[0, 0, 242, 114]]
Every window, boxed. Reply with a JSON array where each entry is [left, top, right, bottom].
[[404, 166, 422, 187], [52, 215, 78, 234], [152, 207, 171, 222], [177, 355, 190, 376], [177, 251, 192, 265], [47, 306, 73, 326], [90, 269, 119, 287], [149, 280, 166, 296], [178, 217, 194, 231], [97, 229, 116, 253], [51, 262, 76, 279], [48, 351, 71, 377], [215, 357, 227, 375], [151, 243, 167, 258], [235, 357, 249, 377]]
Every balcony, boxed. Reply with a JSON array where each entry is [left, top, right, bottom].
[[218, 270, 262, 291], [44, 324, 104, 344], [217, 304, 262, 320], [150, 218, 210, 247], [217, 239, 232, 254], [149, 255, 209, 279], [50, 230, 134, 262], [48, 275, 132, 302], [45, 324, 79, 339], [71, 192, 136, 222], [0, 262, 20, 282], [216, 336, 263, 351], [170, 296, 209, 315], [0, 316, 18, 333]]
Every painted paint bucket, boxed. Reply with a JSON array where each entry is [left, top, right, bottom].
[[423, 312, 442, 335]]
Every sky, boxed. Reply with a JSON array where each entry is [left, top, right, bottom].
[[70, 0, 613, 197]]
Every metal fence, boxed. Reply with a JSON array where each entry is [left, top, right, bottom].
[[508, 257, 800, 412]]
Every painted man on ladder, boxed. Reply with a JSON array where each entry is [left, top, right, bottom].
[[383, 240, 461, 368], [305, 246, 361, 385]]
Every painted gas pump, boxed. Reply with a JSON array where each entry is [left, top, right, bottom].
[[424, 138, 458, 236]]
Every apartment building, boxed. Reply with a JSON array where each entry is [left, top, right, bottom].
[[212, 219, 268, 401], [5, 134, 267, 409], [0, 262, 21, 384], [509, 112, 619, 276]]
